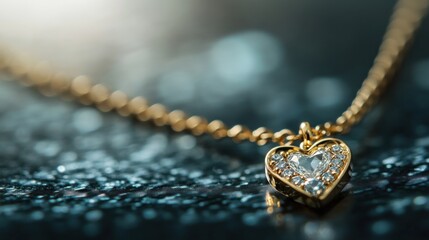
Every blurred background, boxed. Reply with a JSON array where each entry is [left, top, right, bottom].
[[0, 0, 429, 239]]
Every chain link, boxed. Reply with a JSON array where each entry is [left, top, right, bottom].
[[0, 0, 427, 145]]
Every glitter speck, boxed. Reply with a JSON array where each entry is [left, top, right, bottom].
[[57, 165, 66, 173]]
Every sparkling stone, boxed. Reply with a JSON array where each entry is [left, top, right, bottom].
[[329, 166, 340, 174], [271, 153, 283, 162], [281, 169, 294, 178], [333, 158, 344, 167], [304, 179, 326, 196], [337, 153, 345, 160], [287, 150, 330, 178], [291, 176, 304, 186], [275, 161, 287, 170], [332, 144, 342, 152], [322, 172, 334, 183]]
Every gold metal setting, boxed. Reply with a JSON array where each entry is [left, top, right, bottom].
[[265, 123, 352, 208]]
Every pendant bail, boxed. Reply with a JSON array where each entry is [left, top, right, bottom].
[[299, 122, 314, 150]]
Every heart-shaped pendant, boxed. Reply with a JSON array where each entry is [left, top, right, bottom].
[[265, 137, 352, 208]]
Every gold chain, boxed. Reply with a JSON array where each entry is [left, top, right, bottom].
[[0, 0, 427, 146]]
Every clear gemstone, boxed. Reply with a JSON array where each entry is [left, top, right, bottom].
[[291, 176, 304, 186], [271, 153, 283, 162], [329, 166, 340, 174], [281, 169, 294, 178], [332, 144, 342, 152], [337, 153, 345, 160], [287, 150, 330, 178], [322, 172, 334, 183], [304, 179, 326, 196], [275, 161, 287, 170], [332, 158, 343, 167]]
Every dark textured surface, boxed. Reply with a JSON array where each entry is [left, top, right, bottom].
[[1, 1, 429, 240]]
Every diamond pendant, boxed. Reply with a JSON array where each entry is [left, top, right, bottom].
[[264, 122, 352, 208]]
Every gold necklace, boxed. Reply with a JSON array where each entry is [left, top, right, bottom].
[[0, 0, 427, 208]]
